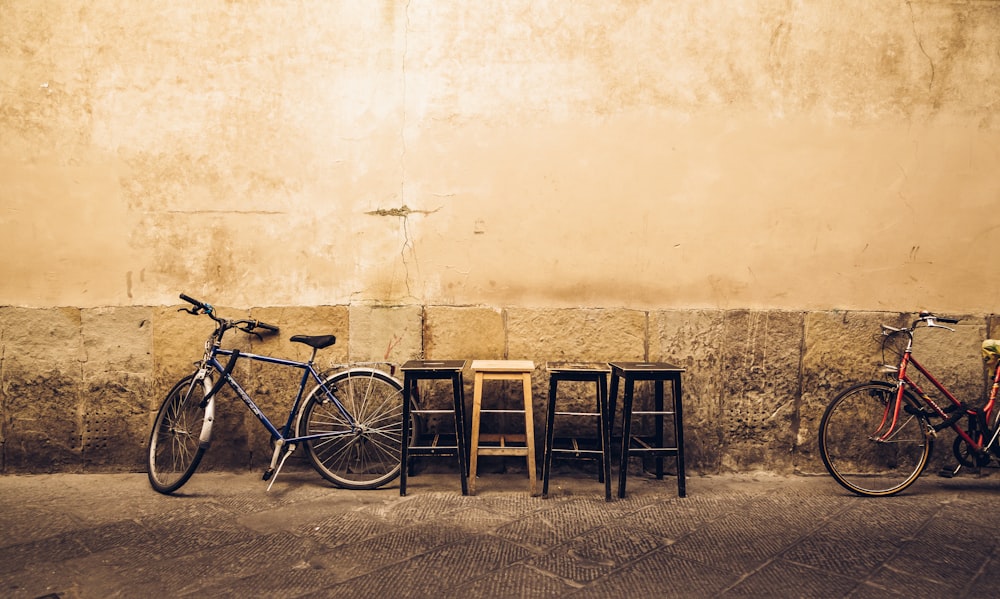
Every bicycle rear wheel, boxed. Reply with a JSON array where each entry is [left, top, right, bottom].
[[819, 381, 932, 497], [147, 374, 212, 494], [299, 368, 409, 490]]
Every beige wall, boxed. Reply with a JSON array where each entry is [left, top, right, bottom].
[[2, 1, 998, 313], [2, 1, 1000, 475]]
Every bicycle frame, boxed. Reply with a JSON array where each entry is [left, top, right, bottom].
[[881, 348, 1000, 456], [148, 293, 411, 494], [206, 347, 356, 445]]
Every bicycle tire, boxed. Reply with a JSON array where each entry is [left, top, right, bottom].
[[147, 374, 213, 494], [299, 368, 410, 490], [819, 381, 932, 497]]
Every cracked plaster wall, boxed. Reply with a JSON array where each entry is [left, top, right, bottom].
[[2, 1, 1000, 474], [1, 0, 998, 311]]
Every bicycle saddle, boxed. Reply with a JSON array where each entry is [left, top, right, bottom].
[[290, 335, 337, 349]]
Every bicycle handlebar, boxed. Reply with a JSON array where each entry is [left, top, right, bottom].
[[180, 293, 211, 314], [253, 321, 280, 333], [178, 293, 280, 335], [882, 311, 960, 337], [917, 310, 959, 329]]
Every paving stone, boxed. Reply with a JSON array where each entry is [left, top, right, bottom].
[[2, 471, 1000, 598]]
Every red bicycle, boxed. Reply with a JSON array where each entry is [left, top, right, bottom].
[[819, 311, 1000, 496]]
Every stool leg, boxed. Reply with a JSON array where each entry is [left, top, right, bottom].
[[468, 371, 484, 495], [400, 377, 413, 496], [452, 372, 469, 496], [674, 376, 686, 497], [599, 375, 611, 502], [608, 374, 619, 445], [593, 378, 604, 485], [655, 379, 664, 480], [618, 377, 635, 499], [522, 373, 537, 496], [542, 376, 558, 498]]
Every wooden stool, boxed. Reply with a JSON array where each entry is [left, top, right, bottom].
[[542, 362, 611, 501], [400, 360, 469, 496], [609, 361, 686, 499], [468, 360, 537, 495]]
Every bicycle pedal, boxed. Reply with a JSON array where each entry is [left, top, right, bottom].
[[938, 463, 963, 478]]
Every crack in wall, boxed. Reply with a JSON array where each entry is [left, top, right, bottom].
[[365, 205, 441, 300], [906, 0, 936, 92]]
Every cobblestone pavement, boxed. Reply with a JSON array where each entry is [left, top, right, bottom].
[[2, 465, 999, 598]]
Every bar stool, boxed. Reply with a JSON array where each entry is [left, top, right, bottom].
[[468, 360, 537, 496], [542, 362, 611, 501], [609, 361, 686, 499], [400, 360, 469, 496]]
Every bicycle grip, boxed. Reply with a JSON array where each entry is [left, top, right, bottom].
[[180, 293, 206, 310], [255, 321, 280, 334], [938, 316, 960, 324]]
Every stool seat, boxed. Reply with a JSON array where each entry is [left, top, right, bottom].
[[469, 360, 537, 495], [400, 360, 469, 496], [543, 362, 611, 501], [471, 359, 535, 372], [609, 361, 686, 499]]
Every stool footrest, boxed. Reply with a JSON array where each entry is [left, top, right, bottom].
[[551, 449, 603, 457], [477, 447, 531, 457], [627, 435, 680, 455], [551, 435, 603, 458], [409, 433, 461, 456], [477, 433, 527, 444]]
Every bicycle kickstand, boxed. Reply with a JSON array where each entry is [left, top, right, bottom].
[[263, 439, 297, 492]]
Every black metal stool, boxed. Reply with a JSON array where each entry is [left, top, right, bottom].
[[400, 360, 469, 496], [609, 361, 686, 499], [542, 362, 611, 501]]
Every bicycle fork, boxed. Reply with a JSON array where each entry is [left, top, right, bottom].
[[194, 369, 216, 450]]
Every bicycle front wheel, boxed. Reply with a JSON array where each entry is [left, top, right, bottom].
[[147, 374, 212, 494], [299, 368, 408, 490], [819, 381, 932, 497]]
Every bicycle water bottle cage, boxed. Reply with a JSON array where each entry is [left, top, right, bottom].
[[202, 349, 240, 407]]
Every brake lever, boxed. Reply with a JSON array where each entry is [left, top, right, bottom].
[[235, 322, 265, 341], [178, 307, 201, 315]]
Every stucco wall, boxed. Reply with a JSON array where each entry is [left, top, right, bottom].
[[2, 1, 999, 475], [2, 0, 998, 311]]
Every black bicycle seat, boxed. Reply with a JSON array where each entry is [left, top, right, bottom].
[[290, 335, 337, 349]]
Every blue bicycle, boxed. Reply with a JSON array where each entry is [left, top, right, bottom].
[[147, 294, 411, 494]]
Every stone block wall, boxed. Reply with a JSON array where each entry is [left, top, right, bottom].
[[0, 304, 994, 475]]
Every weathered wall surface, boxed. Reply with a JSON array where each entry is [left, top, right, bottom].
[[1, 304, 994, 474], [2, 1, 999, 312], [2, 1, 999, 474]]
